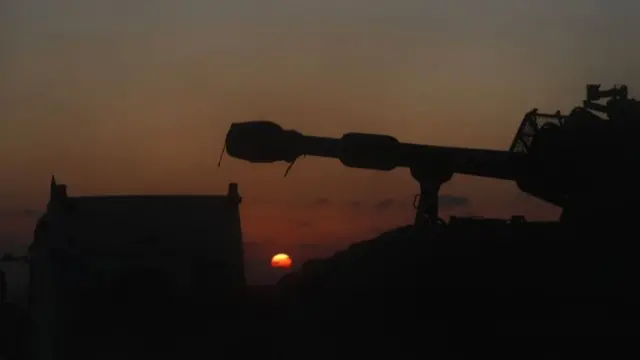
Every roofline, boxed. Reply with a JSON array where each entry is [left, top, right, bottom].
[[68, 195, 229, 200]]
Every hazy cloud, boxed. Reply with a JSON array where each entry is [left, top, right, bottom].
[[375, 198, 396, 210], [373, 195, 470, 211], [0, 209, 42, 219], [349, 200, 363, 209], [439, 194, 471, 209], [373, 198, 409, 210], [297, 243, 325, 251]]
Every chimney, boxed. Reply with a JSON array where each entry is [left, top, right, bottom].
[[49, 175, 57, 202], [47, 175, 68, 213]]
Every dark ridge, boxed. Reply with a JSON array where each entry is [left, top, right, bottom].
[[271, 223, 640, 355], [4, 84, 640, 358]]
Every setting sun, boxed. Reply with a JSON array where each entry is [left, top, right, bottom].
[[271, 253, 292, 269]]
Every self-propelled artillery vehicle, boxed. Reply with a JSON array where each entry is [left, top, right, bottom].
[[223, 84, 640, 228], [222, 85, 640, 350]]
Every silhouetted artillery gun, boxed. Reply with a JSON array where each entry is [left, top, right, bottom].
[[224, 84, 640, 228], [224, 85, 640, 352]]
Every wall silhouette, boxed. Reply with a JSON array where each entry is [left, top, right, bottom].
[[26, 177, 245, 359]]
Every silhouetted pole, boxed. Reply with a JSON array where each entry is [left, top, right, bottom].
[[410, 166, 453, 226]]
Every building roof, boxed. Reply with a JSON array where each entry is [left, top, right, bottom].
[[30, 178, 242, 254], [64, 195, 230, 212], [69, 195, 228, 200], [60, 195, 232, 220]]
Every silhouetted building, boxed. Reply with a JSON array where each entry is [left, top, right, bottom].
[[27, 176, 244, 359]]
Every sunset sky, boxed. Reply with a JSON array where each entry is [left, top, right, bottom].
[[1, 0, 639, 283]]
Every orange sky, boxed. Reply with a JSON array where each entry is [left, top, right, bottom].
[[1, 0, 639, 283]]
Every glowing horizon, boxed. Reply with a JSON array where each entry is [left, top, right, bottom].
[[1, 0, 637, 283]]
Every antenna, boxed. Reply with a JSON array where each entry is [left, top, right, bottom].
[[217, 143, 226, 168]]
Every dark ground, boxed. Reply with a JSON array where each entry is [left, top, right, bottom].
[[2, 223, 640, 358]]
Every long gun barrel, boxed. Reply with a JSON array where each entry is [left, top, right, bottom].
[[224, 121, 530, 225], [225, 121, 527, 181], [222, 84, 640, 227]]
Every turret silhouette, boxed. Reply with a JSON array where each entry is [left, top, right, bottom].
[[223, 84, 640, 227]]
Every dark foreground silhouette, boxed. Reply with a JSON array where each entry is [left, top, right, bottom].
[[275, 223, 640, 355], [220, 83, 640, 356], [4, 219, 639, 359], [2, 84, 640, 358]]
